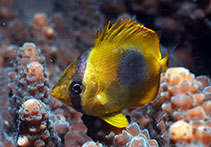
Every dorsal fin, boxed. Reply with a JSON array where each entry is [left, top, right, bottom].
[[94, 19, 161, 59]]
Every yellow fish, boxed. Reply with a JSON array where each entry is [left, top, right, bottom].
[[52, 19, 168, 128]]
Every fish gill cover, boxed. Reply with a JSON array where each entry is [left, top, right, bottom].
[[0, 0, 210, 147]]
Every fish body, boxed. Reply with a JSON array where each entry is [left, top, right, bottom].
[[52, 19, 168, 128]]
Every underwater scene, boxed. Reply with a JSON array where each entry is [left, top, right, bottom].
[[0, 0, 210, 146]]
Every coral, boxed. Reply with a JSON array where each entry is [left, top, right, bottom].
[[169, 120, 193, 142], [32, 13, 55, 39], [18, 99, 60, 146], [82, 141, 103, 147], [3, 43, 63, 146], [54, 0, 105, 51], [108, 122, 159, 147], [159, 67, 211, 145], [82, 122, 159, 147], [0, 0, 210, 146], [0, 0, 20, 22], [64, 121, 92, 147], [8, 43, 49, 123]]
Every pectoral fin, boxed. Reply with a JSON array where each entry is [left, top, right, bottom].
[[100, 113, 129, 128]]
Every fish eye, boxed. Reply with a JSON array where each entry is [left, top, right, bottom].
[[69, 80, 82, 95]]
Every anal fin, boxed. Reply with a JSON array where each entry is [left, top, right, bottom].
[[100, 113, 129, 128]]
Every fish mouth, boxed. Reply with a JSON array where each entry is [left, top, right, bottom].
[[51, 86, 59, 98], [51, 89, 56, 97], [51, 85, 72, 107]]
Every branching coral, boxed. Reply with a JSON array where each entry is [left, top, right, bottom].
[[5, 43, 62, 146], [32, 13, 55, 39], [18, 99, 60, 146], [0, 0, 210, 147], [159, 67, 211, 146], [82, 122, 159, 147], [108, 122, 158, 147], [8, 43, 48, 122], [3, 42, 90, 146]]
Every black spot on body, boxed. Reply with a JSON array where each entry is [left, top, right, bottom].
[[118, 49, 146, 86]]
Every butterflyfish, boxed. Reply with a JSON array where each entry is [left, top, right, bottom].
[[52, 19, 169, 128]]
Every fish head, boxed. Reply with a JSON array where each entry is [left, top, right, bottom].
[[51, 58, 79, 107]]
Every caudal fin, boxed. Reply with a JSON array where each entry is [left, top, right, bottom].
[[160, 54, 169, 73], [160, 39, 180, 72]]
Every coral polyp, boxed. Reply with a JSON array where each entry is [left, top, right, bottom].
[[0, 0, 210, 146]]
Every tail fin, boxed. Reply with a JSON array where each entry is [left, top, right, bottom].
[[160, 54, 169, 73], [167, 39, 180, 55], [160, 39, 180, 73]]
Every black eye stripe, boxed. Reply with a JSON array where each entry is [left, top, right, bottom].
[[69, 49, 90, 113], [69, 78, 83, 113], [75, 49, 90, 79]]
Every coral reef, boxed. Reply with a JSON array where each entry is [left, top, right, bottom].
[[1, 42, 91, 146], [4, 43, 62, 146], [159, 68, 211, 146], [0, 0, 210, 147]]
